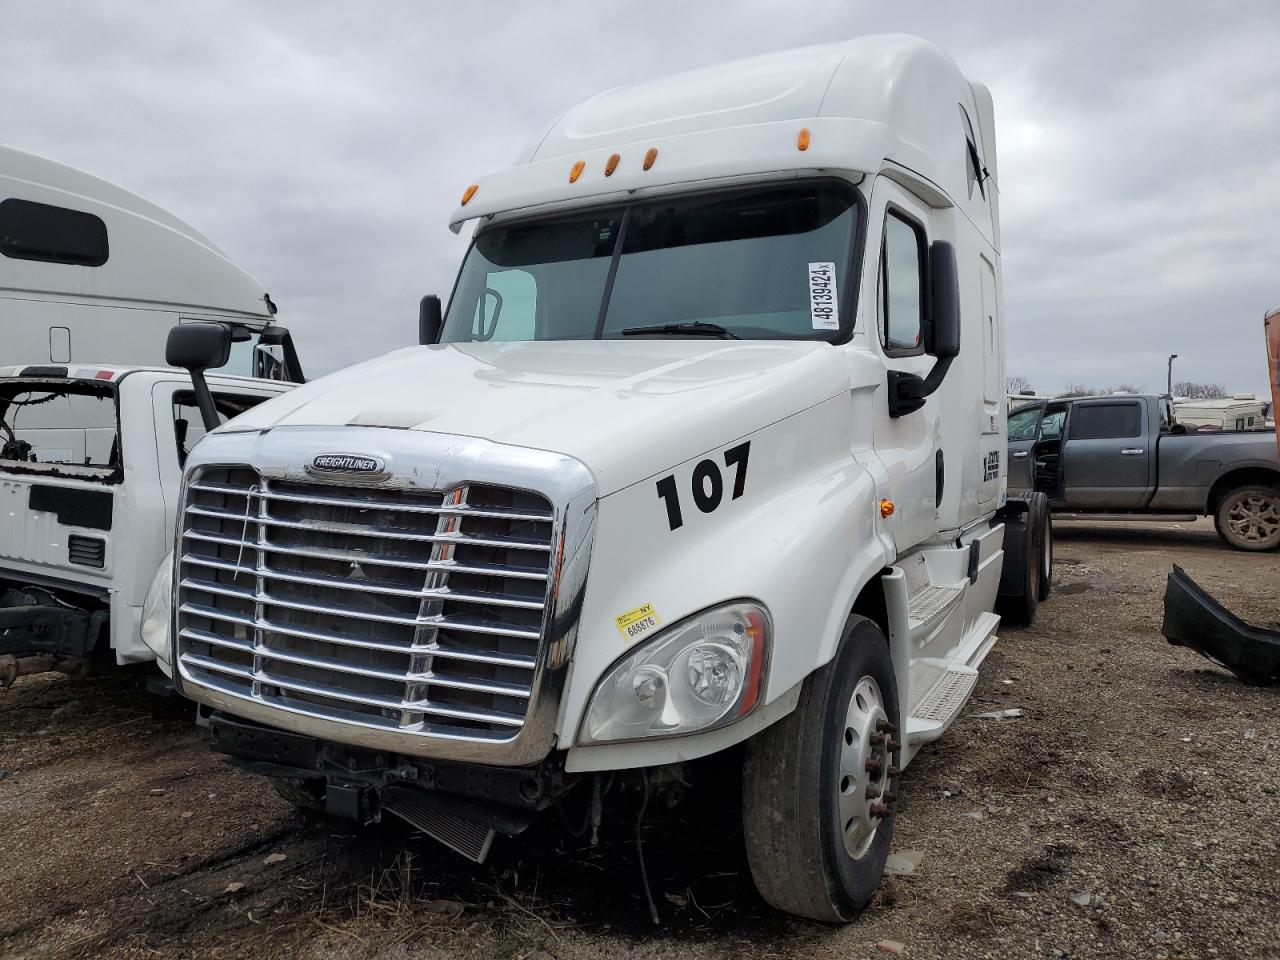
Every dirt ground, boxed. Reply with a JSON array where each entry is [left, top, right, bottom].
[[2, 517, 1277, 960]]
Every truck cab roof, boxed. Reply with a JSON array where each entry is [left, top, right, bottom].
[[452, 34, 997, 246]]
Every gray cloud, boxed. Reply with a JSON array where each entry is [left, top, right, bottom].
[[3, 0, 1277, 395]]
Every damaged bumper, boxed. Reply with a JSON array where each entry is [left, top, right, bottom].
[[1161, 564, 1280, 685]]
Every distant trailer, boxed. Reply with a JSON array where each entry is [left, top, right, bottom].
[[1174, 395, 1269, 431], [0, 145, 300, 380]]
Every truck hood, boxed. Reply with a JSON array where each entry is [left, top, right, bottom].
[[224, 340, 851, 496]]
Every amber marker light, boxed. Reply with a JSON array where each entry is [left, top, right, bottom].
[[880, 499, 895, 518], [738, 610, 768, 717], [797, 127, 811, 151], [460, 184, 478, 205], [605, 153, 620, 176], [569, 160, 585, 183], [643, 147, 658, 170]]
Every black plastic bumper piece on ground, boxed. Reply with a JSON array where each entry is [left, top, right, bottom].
[[1161, 564, 1280, 685]]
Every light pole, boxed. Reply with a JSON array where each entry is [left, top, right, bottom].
[[1167, 354, 1178, 397]]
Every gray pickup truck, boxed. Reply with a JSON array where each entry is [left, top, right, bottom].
[[1007, 394, 1280, 550]]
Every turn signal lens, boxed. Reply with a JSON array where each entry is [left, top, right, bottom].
[[460, 184, 478, 205], [643, 147, 658, 170], [880, 499, 895, 518], [605, 153, 620, 176], [569, 160, 585, 183], [797, 127, 811, 151]]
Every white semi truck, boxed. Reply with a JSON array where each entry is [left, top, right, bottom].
[[157, 35, 1050, 921], [0, 144, 303, 380]]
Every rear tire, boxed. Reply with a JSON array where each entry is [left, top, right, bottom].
[[997, 496, 1043, 628], [1035, 495, 1053, 601], [1214, 485, 1280, 551], [742, 616, 901, 922]]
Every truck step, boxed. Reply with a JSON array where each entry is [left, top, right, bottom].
[[907, 583, 964, 629], [382, 787, 495, 863]]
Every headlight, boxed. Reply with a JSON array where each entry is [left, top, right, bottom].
[[580, 601, 770, 745], [141, 552, 174, 673]]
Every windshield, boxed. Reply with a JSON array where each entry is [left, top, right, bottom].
[[441, 181, 861, 343]]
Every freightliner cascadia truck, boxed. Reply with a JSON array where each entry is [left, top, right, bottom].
[[155, 35, 1051, 921]]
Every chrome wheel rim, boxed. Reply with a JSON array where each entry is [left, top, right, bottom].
[[837, 675, 894, 859], [1226, 493, 1280, 544]]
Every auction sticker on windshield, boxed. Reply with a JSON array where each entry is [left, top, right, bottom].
[[808, 261, 840, 330], [616, 603, 662, 642]]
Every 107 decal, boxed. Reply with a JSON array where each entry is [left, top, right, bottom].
[[655, 441, 750, 531]]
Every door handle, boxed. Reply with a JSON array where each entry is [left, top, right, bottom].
[[1120, 448, 1145, 456], [1012, 451, 1028, 459]]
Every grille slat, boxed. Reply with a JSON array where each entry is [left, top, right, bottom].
[[176, 467, 555, 742], [185, 504, 553, 552], [179, 601, 537, 668], [181, 553, 547, 609], [182, 653, 528, 727], [188, 480, 553, 523], [179, 627, 532, 697], [182, 530, 549, 580]]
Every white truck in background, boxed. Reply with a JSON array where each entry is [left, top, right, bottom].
[[159, 35, 1051, 921], [0, 144, 303, 381], [0, 147, 302, 682]]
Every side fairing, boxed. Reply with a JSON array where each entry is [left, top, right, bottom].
[[559, 394, 890, 754]]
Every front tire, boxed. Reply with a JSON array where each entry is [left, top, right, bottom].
[[1214, 485, 1280, 551], [742, 616, 901, 922]]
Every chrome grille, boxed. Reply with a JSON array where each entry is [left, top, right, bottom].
[[174, 466, 556, 743]]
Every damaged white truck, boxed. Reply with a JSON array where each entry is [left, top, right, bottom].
[[157, 35, 1050, 920], [0, 147, 301, 683]]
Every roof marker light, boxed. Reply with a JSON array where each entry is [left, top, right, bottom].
[[460, 184, 478, 206], [569, 160, 585, 183], [797, 127, 811, 151], [605, 153, 620, 177], [643, 148, 658, 171]]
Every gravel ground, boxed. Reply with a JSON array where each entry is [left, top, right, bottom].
[[1, 517, 1277, 960]]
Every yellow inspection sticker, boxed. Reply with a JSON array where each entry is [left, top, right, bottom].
[[615, 603, 661, 642]]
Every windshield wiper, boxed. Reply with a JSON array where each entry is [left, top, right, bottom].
[[620, 322, 739, 340]]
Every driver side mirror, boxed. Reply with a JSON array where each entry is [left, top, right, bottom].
[[887, 241, 961, 417], [419, 295, 442, 345], [924, 241, 960, 360], [165, 323, 231, 433]]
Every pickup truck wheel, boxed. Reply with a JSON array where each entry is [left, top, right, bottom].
[[1215, 486, 1280, 551], [741, 616, 901, 922]]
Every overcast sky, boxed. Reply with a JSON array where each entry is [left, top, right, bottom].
[[4, 0, 1277, 395]]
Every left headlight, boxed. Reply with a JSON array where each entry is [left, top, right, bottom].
[[579, 601, 770, 745], [141, 552, 174, 674]]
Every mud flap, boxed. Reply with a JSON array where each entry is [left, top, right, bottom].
[[1161, 564, 1280, 685]]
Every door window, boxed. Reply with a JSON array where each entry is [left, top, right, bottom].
[[1040, 407, 1067, 439], [877, 212, 925, 354], [1067, 402, 1142, 440], [1007, 405, 1041, 441]]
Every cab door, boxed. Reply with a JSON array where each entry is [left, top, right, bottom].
[[865, 179, 940, 552], [1061, 399, 1151, 508]]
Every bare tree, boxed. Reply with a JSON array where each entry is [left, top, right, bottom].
[[1006, 375, 1034, 395], [1057, 384, 1097, 398], [1173, 381, 1228, 399]]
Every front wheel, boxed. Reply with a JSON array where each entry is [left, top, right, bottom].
[[742, 616, 901, 922], [1214, 485, 1280, 551]]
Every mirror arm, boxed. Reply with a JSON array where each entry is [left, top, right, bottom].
[[887, 356, 955, 418], [189, 369, 221, 432]]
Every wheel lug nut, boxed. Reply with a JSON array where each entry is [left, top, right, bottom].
[[875, 718, 898, 734], [887, 738, 902, 752], [869, 801, 891, 819], [870, 732, 886, 746], [865, 756, 883, 773], [865, 785, 881, 800], [883, 791, 898, 804], [888, 766, 901, 778]]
